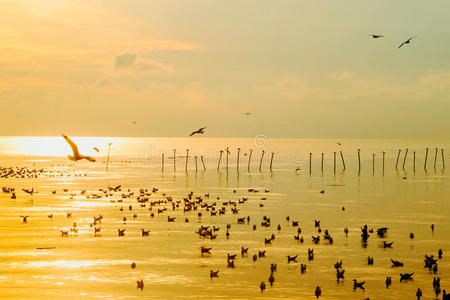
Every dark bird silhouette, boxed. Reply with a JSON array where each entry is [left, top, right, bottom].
[[20, 215, 29, 223], [62, 134, 96, 162], [398, 36, 417, 49], [385, 276, 392, 288], [315, 286, 321, 298], [400, 272, 414, 282], [189, 127, 206, 136], [416, 288, 422, 299], [260, 281, 266, 293], [287, 255, 298, 263], [210, 270, 219, 279], [136, 279, 144, 290], [391, 259, 404, 267], [369, 34, 384, 38], [353, 279, 365, 290], [93, 147, 100, 152]]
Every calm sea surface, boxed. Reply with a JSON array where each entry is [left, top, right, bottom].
[[0, 137, 449, 299]]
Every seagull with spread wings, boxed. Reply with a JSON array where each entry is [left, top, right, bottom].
[[62, 134, 96, 162], [369, 34, 384, 38], [398, 36, 417, 49], [189, 127, 206, 137]]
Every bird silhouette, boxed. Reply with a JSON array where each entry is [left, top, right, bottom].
[[398, 36, 417, 49], [62, 134, 95, 162], [189, 127, 206, 136], [369, 34, 384, 38]]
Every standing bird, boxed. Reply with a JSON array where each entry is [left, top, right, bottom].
[[62, 134, 96, 162], [189, 127, 206, 136], [398, 36, 417, 49], [315, 286, 322, 298]]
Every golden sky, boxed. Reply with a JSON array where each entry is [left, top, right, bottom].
[[0, 0, 449, 138]]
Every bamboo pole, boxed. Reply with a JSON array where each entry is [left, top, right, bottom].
[[237, 148, 240, 172], [434, 147, 438, 171], [201, 155, 206, 171], [424, 148, 428, 172], [413, 151, 416, 173], [269, 152, 274, 172], [194, 156, 198, 172], [395, 149, 401, 171], [106, 143, 112, 171], [226, 147, 229, 172], [372, 153, 375, 174], [162, 153, 164, 172], [340, 151, 346, 171], [173, 149, 176, 172], [382, 151, 385, 175], [442, 148, 445, 170], [402, 148, 408, 171], [185, 149, 189, 172], [217, 151, 223, 171], [248, 149, 252, 172], [357, 149, 361, 175], [259, 150, 265, 172], [333, 152, 336, 174], [321, 153, 324, 174], [309, 153, 312, 175]]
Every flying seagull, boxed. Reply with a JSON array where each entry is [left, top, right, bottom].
[[93, 147, 100, 153], [398, 36, 417, 49], [244, 112, 251, 116], [189, 127, 206, 136], [369, 34, 384, 38], [62, 134, 96, 162]]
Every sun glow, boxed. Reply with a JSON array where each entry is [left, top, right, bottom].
[[0, 136, 115, 157]]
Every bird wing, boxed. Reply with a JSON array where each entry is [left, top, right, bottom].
[[62, 134, 80, 156], [189, 131, 197, 136], [398, 41, 406, 48]]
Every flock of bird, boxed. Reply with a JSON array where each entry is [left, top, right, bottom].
[[3, 183, 448, 299]]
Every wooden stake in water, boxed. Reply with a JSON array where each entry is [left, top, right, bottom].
[[270, 152, 274, 172], [248, 149, 253, 172], [413, 151, 416, 173], [321, 153, 324, 174], [402, 148, 408, 171], [217, 150, 223, 171], [106, 142, 112, 171], [333, 152, 336, 174], [185, 149, 189, 172], [395, 149, 401, 171], [309, 153, 312, 175], [237, 148, 240, 172], [162, 153, 164, 172], [372, 153, 375, 174], [424, 148, 428, 172], [259, 150, 265, 172], [194, 156, 198, 172], [226, 147, 229, 172], [173, 149, 176, 172], [442, 148, 445, 170], [382, 151, 385, 175], [340, 151, 346, 171], [357, 149, 361, 175], [201, 155, 206, 171], [434, 147, 438, 171]]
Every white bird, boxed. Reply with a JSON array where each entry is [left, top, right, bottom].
[[62, 134, 96, 162]]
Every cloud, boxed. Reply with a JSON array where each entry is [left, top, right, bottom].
[[115, 53, 137, 69]]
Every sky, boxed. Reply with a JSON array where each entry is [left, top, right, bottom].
[[0, 0, 449, 138]]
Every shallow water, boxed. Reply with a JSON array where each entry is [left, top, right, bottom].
[[0, 137, 449, 299]]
